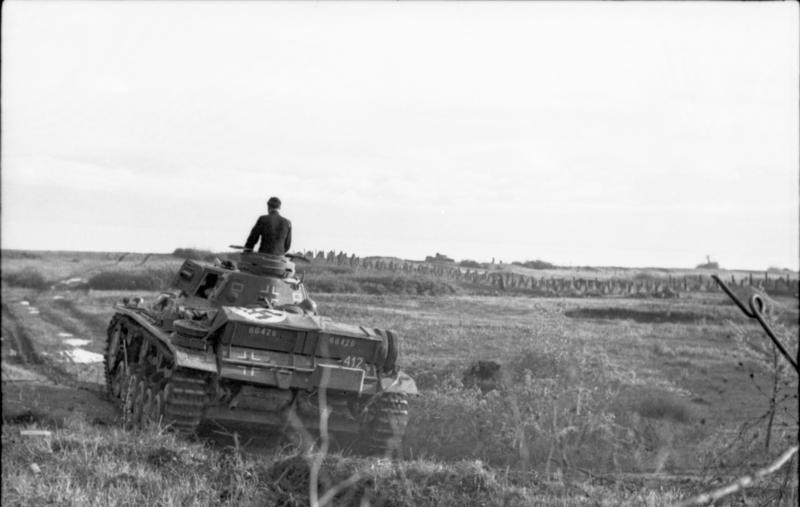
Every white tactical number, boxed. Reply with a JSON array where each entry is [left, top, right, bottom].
[[341, 356, 365, 369]]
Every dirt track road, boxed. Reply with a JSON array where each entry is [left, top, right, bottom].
[[1, 292, 118, 427]]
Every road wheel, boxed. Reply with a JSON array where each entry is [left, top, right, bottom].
[[148, 389, 165, 426], [123, 373, 144, 429], [110, 366, 126, 399], [132, 378, 147, 427], [141, 386, 155, 426]]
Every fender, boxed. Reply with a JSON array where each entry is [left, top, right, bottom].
[[380, 371, 418, 395], [113, 305, 218, 373]]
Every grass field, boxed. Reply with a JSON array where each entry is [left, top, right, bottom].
[[1, 250, 799, 506]]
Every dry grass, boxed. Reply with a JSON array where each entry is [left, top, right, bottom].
[[1, 250, 798, 505], [2, 269, 50, 290], [1, 414, 701, 507], [1, 251, 182, 285], [313, 293, 797, 473], [306, 273, 457, 296], [87, 267, 176, 291]]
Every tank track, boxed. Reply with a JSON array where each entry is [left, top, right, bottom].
[[106, 312, 208, 435], [364, 393, 409, 456], [105, 314, 127, 399], [161, 370, 208, 433]]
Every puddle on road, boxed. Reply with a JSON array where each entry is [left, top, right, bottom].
[[62, 349, 103, 364], [20, 301, 40, 314], [63, 339, 91, 347], [53, 295, 65, 300], [58, 332, 74, 338]]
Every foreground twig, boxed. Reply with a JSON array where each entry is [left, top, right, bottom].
[[671, 444, 799, 507], [292, 368, 367, 507], [711, 275, 799, 374]]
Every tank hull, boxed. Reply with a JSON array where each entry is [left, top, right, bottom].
[[106, 284, 415, 454]]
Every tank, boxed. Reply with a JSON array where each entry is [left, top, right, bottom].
[[104, 248, 417, 454]]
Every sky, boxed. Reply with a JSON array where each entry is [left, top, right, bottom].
[[2, 1, 799, 270]]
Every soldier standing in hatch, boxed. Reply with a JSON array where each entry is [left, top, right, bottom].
[[244, 197, 292, 255]]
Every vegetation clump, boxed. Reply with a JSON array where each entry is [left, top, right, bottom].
[[304, 275, 362, 294], [512, 260, 556, 270], [305, 272, 456, 296], [1, 417, 545, 507], [459, 259, 484, 269], [620, 388, 696, 424], [353, 275, 456, 296], [87, 267, 175, 291], [1, 250, 41, 260], [2, 268, 50, 290], [408, 348, 624, 470], [172, 248, 216, 261]]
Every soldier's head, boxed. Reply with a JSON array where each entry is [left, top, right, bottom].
[[267, 197, 282, 211]]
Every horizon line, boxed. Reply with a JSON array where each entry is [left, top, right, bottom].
[[1, 247, 798, 274]]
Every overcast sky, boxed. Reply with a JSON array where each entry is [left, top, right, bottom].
[[2, 1, 799, 270]]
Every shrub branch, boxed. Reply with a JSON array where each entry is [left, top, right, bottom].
[[671, 444, 799, 507]]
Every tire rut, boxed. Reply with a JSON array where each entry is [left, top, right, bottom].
[[1, 302, 103, 392], [2, 303, 42, 365], [53, 298, 111, 336], [35, 297, 108, 339]]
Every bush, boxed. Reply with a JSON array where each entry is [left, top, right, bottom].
[[406, 374, 621, 470], [303, 273, 457, 296], [406, 348, 628, 471], [3, 268, 50, 290], [304, 275, 361, 294], [628, 393, 695, 424], [1, 250, 41, 260], [360, 282, 389, 295], [512, 260, 556, 270], [459, 260, 483, 269], [171, 247, 216, 261], [88, 268, 174, 291], [352, 275, 456, 296], [296, 263, 355, 276], [507, 349, 575, 381]]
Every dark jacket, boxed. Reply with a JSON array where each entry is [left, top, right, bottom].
[[244, 211, 292, 255]]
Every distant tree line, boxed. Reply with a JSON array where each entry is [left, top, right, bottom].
[[299, 250, 800, 298]]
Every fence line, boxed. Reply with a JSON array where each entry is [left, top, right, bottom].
[[302, 250, 800, 298]]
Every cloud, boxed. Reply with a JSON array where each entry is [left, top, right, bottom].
[[2, 2, 797, 269]]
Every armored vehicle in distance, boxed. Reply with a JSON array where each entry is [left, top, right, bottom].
[[104, 249, 416, 454]]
